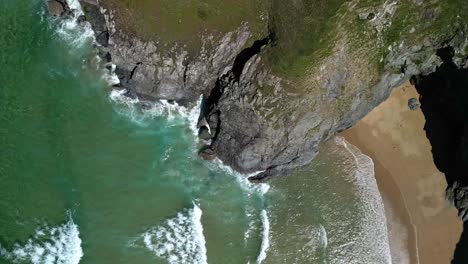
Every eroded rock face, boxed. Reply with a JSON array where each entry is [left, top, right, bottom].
[[77, 0, 468, 181], [79, 0, 256, 105]]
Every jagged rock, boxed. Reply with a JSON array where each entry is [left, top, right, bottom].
[[408, 97, 421, 111], [75, 0, 468, 262], [199, 147, 216, 161], [78, 0, 468, 179]]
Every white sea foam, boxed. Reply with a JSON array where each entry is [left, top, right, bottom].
[[204, 159, 271, 262], [256, 210, 270, 264], [109, 89, 201, 133], [334, 136, 393, 264], [142, 202, 208, 264], [103, 63, 121, 86], [0, 214, 83, 264], [65, 0, 84, 16], [53, 0, 94, 48], [206, 158, 270, 195], [52, 0, 119, 85]]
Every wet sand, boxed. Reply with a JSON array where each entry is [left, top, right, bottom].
[[341, 82, 462, 264]]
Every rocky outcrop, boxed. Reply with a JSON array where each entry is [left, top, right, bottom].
[[203, 6, 467, 181], [46, 0, 71, 17], [79, 0, 259, 105], [78, 0, 468, 182], [70, 0, 468, 261]]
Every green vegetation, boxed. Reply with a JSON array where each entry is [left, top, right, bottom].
[[102, 0, 468, 94], [102, 0, 268, 54], [265, 0, 346, 79]]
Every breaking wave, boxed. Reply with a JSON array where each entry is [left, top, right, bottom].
[[109, 89, 201, 135], [0, 214, 83, 264], [204, 158, 269, 195], [54, 0, 94, 48], [141, 202, 208, 264], [256, 210, 270, 264], [334, 137, 392, 264], [202, 160, 271, 263]]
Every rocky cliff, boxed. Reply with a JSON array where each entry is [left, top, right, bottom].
[[77, 0, 468, 180], [50, 0, 468, 261], [73, 0, 468, 175], [76, 0, 468, 201]]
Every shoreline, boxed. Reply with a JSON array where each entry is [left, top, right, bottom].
[[341, 82, 462, 264], [344, 130, 419, 264]]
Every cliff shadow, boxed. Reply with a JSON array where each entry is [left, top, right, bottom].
[[412, 47, 468, 264]]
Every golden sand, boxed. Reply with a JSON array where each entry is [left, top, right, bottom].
[[342, 82, 462, 264]]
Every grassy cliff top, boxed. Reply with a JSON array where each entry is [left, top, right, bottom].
[[101, 0, 268, 54], [102, 0, 468, 81]]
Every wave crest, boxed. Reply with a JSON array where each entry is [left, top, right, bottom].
[[0, 214, 83, 264], [142, 202, 208, 264]]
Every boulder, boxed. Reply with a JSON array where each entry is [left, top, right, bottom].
[[199, 148, 216, 161], [46, 0, 70, 16], [408, 98, 421, 111]]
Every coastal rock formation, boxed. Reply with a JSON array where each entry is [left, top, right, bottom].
[[46, 0, 71, 16], [79, 0, 266, 104], [78, 0, 468, 181], [73, 0, 468, 261]]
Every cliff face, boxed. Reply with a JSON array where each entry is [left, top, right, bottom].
[[78, 0, 468, 180], [79, 0, 268, 105]]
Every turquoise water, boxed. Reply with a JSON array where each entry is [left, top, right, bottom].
[[0, 1, 392, 263]]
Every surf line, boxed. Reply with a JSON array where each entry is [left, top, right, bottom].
[[141, 201, 208, 264], [335, 136, 394, 264], [0, 211, 83, 264]]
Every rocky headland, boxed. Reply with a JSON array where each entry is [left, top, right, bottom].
[[49, 0, 468, 262]]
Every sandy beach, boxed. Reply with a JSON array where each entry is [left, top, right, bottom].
[[342, 82, 462, 264]]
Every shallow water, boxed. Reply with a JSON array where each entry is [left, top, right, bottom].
[[0, 1, 392, 263]]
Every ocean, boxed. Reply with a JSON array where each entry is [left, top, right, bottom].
[[0, 0, 392, 263]]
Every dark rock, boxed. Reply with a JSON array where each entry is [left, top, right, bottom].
[[197, 117, 212, 140], [77, 15, 87, 25], [78, 0, 468, 183], [199, 147, 216, 161], [408, 97, 421, 111], [198, 127, 211, 141], [367, 13, 376, 20], [46, 0, 70, 16], [79, 0, 109, 47]]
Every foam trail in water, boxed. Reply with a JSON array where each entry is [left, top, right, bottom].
[[203, 159, 271, 262], [206, 158, 269, 195], [0, 214, 83, 264], [256, 210, 270, 264], [335, 136, 392, 264], [142, 202, 208, 264]]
